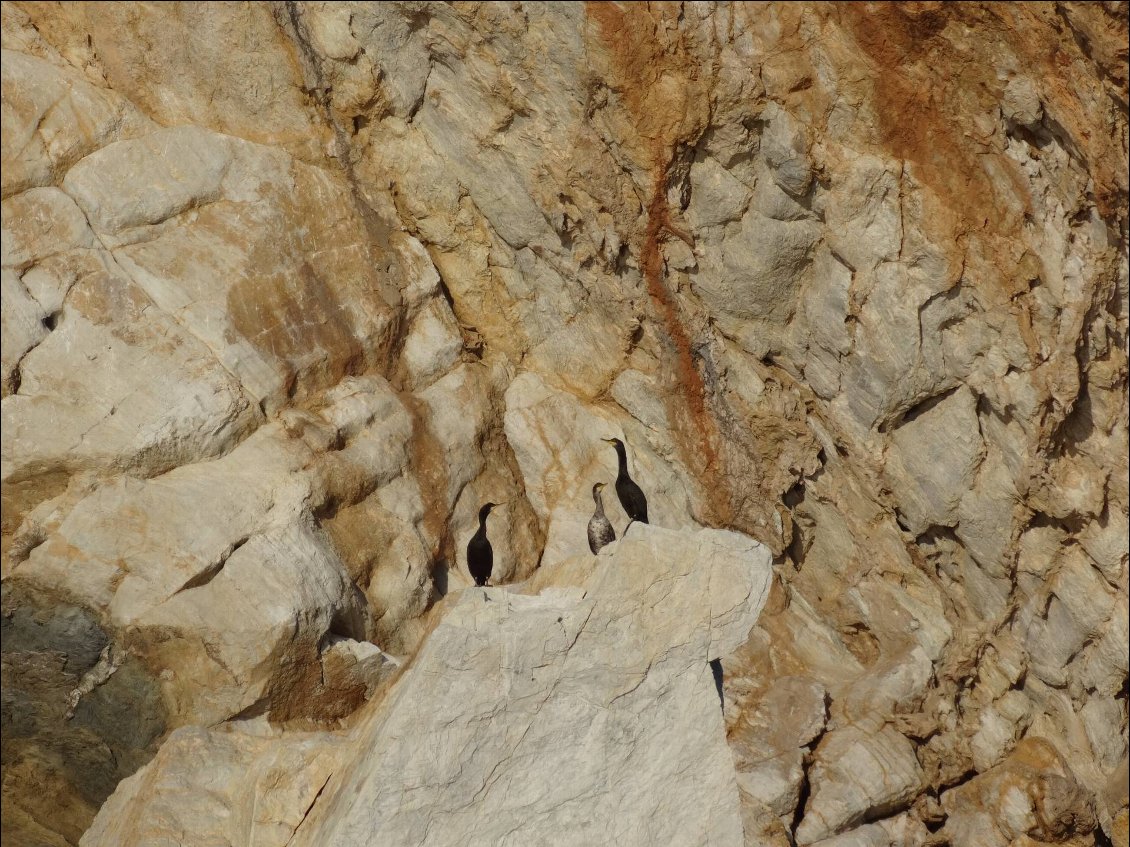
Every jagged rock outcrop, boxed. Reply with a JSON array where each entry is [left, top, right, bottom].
[[80, 527, 772, 847], [1, 2, 1126, 846]]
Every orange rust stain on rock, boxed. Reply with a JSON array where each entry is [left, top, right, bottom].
[[640, 175, 721, 480], [838, 2, 1033, 237], [841, 2, 1126, 228], [994, 2, 1128, 220], [586, 2, 726, 520], [585, 1, 706, 165]]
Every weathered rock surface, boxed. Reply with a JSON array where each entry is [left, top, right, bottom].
[[1, 582, 165, 847], [1, 2, 1127, 845], [80, 527, 772, 847], [79, 720, 348, 847], [941, 737, 1099, 847]]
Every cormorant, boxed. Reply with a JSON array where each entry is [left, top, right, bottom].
[[587, 482, 616, 554], [601, 437, 649, 529], [467, 502, 501, 587]]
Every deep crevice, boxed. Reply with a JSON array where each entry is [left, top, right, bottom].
[[790, 749, 815, 840], [283, 772, 334, 847], [710, 658, 724, 711], [228, 695, 271, 723], [175, 537, 248, 594], [880, 385, 961, 433]]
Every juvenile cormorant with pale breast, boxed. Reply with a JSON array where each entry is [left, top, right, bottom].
[[587, 482, 616, 554], [602, 437, 649, 529], [467, 502, 501, 587]]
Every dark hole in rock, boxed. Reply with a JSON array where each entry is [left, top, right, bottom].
[[710, 658, 724, 711]]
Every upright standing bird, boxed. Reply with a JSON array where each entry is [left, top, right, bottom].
[[602, 437, 649, 529], [587, 482, 616, 554], [467, 502, 501, 587]]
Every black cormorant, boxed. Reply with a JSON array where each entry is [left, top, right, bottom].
[[467, 502, 501, 587], [587, 482, 616, 554], [602, 437, 649, 529]]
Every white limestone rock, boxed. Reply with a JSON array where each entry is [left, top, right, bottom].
[[79, 721, 345, 847], [1, 258, 259, 485], [885, 387, 984, 534], [611, 368, 672, 432], [62, 126, 233, 234], [417, 363, 494, 504], [760, 102, 813, 198], [81, 526, 772, 847], [392, 232, 444, 309], [401, 297, 463, 388], [292, 526, 772, 847], [1078, 508, 1129, 581], [1001, 75, 1043, 127], [1, 5, 1126, 844], [941, 738, 1097, 847], [731, 675, 827, 822], [693, 211, 822, 325], [807, 814, 930, 847], [0, 49, 153, 195], [0, 269, 48, 395], [11, 421, 370, 725], [687, 154, 751, 229], [524, 310, 630, 400], [503, 371, 695, 567], [1, 186, 96, 270]]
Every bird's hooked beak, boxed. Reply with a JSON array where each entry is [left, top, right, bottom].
[[601, 437, 619, 445]]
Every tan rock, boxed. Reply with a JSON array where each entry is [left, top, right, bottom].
[[0, 269, 48, 396], [2, 256, 260, 498], [942, 737, 1097, 847], [79, 721, 345, 847], [796, 725, 926, 844], [0, 3, 1126, 845], [0, 49, 153, 195], [1, 187, 96, 270]]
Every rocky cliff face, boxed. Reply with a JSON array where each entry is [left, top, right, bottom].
[[1, 2, 1126, 846]]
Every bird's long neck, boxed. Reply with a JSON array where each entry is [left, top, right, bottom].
[[613, 443, 629, 477], [478, 502, 494, 524], [593, 488, 606, 516]]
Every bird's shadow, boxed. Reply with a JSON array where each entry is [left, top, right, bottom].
[[432, 557, 450, 598], [710, 658, 724, 712]]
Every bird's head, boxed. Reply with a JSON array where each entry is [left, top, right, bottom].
[[601, 437, 624, 448], [479, 501, 505, 521], [592, 481, 606, 495]]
